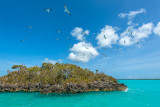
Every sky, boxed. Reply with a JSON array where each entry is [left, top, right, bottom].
[[0, 0, 160, 79]]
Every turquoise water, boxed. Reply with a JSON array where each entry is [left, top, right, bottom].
[[0, 80, 160, 107]]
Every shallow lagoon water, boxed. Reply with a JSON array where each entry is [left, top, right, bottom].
[[0, 80, 160, 107]]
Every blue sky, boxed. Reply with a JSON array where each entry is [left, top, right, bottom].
[[0, 0, 160, 79]]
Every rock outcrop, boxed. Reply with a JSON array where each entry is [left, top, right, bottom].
[[0, 81, 127, 94]]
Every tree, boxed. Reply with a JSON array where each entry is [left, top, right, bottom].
[[42, 63, 55, 70], [12, 65, 26, 74], [63, 69, 71, 79], [12, 65, 22, 69], [28, 66, 41, 72], [96, 69, 99, 74]]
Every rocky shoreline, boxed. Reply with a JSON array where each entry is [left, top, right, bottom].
[[0, 81, 127, 94]]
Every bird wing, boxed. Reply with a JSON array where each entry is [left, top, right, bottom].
[[64, 4, 71, 15], [67, 11, 71, 15], [103, 54, 107, 57], [44, 9, 52, 11], [81, 31, 86, 35], [64, 4, 67, 10], [27, 26, 32, 28], [57, 30, 61, 33]]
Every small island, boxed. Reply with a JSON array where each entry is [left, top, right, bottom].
[[0, 63, 127, 94]]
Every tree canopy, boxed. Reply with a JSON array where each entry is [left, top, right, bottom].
[[0, 63, 117, 85]]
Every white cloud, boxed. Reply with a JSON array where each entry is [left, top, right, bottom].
[[119, 8, 146, 19], [133, 23, 153, 40], [43, 58, 57, 64], [96, 25, 119, 48], [119, 8, 146, 26], [71, 27, 90, 41], [68, 42, 99, 63], [153, 22, 160, 36], [119, 23, 154, 46]]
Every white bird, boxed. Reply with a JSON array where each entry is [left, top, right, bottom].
[[67, 37, 70, 39], [64, 4, 71, 15], [102, 54, 107, 57], [55, 38, 60, 41], [90, 52, 93, 56], [114, 48, 120, 52], [57, 30, 62, 33], [26, 26, 33, 29], [21, 39, 26, 42], [44, 9, 52, 13], [137, 41, 139, 45], [81, 31, 87, 35], [130, 33, 133, 37]]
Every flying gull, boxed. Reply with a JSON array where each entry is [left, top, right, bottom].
[[64, 4, 71, 15], [102, 54, 107, 57], [57, 30, 62, 33], [55, 38, 60, 41], [21, 39, 26, 42], [26, 26, 33, 29], [67, 37, 70, 39], [44, 9, 52, 13], [137, 41, 139, 45], [90, 52, 93, 56], [81, 31, 87, 35], [130, 33, 133, 37]]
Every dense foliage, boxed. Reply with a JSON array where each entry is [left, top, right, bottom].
[[0, 63, 117, 85]]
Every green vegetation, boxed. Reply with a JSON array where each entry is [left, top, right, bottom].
[[0, 63, 117, 85]]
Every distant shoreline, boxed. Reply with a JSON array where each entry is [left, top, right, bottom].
[[118, 79, 160, 80]]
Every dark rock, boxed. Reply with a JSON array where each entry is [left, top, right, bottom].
[[0, 81, 127, 94]]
